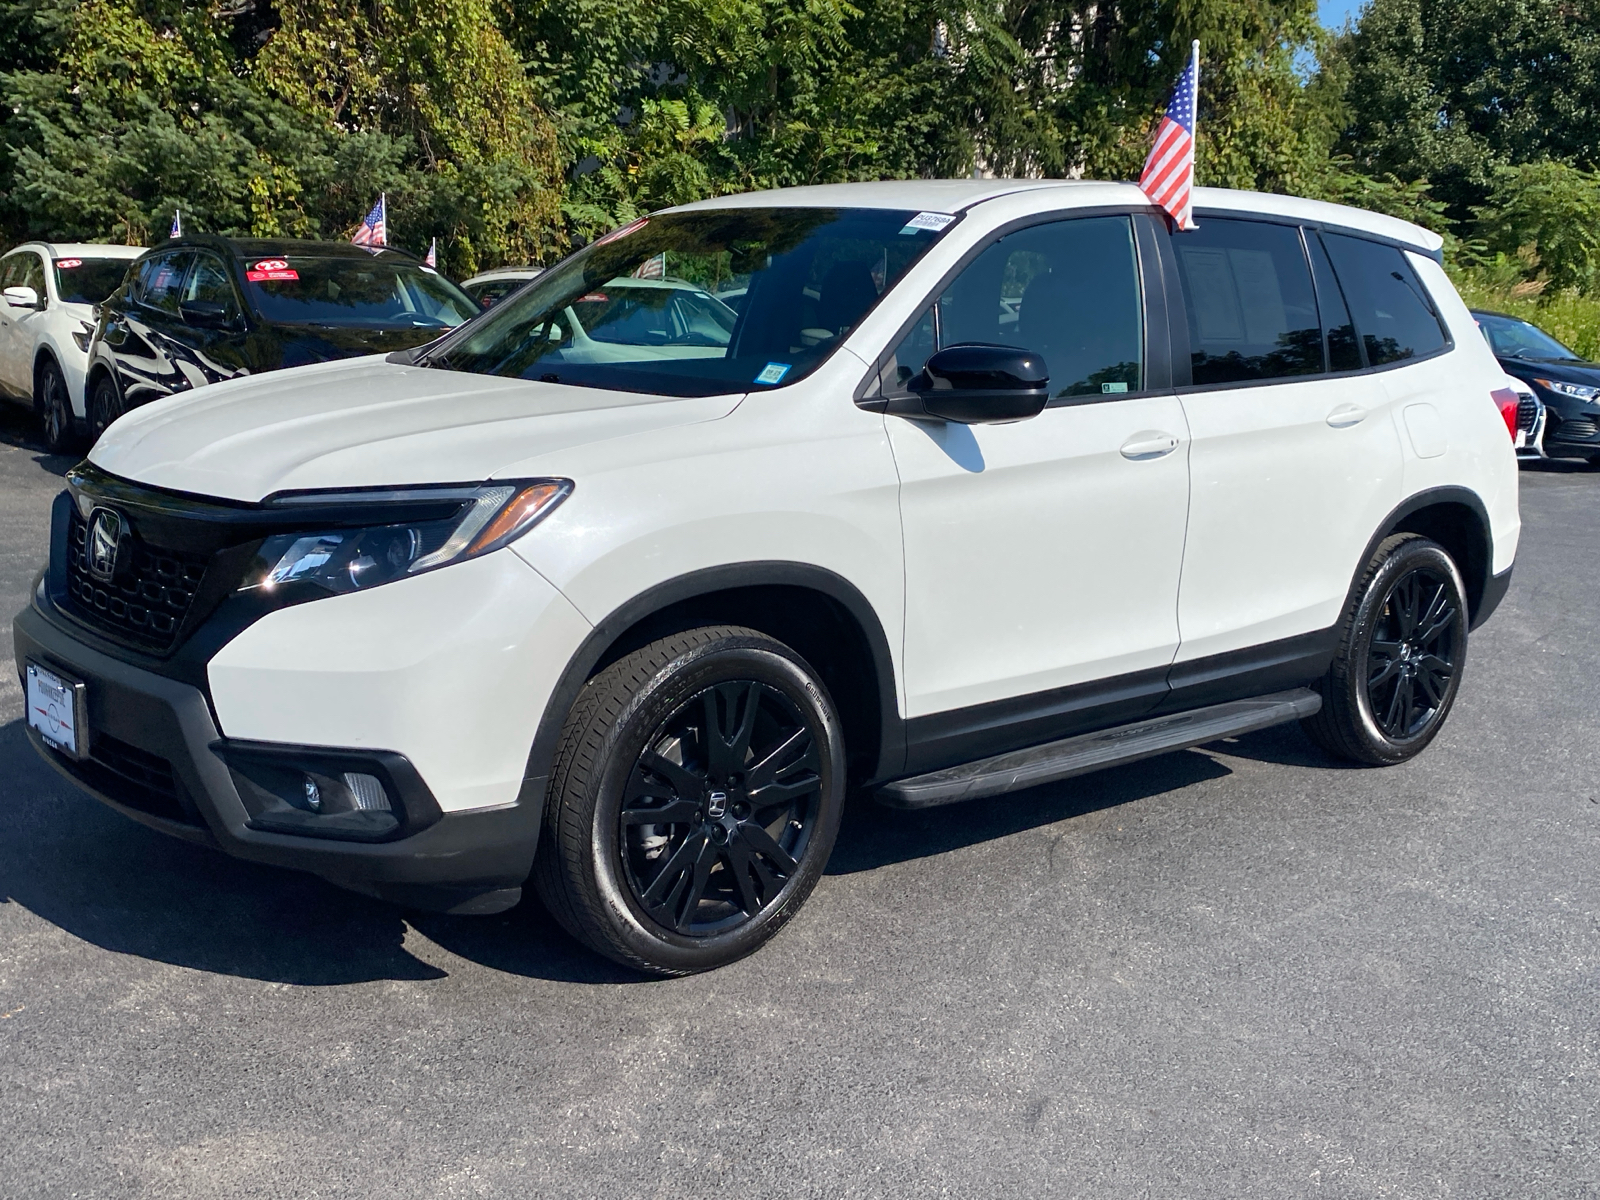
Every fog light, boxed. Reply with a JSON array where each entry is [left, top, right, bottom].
[[222, 755, 403, 841], [303, 776, 322, 811]]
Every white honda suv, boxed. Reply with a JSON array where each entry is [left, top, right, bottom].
[[15, 181, 1519, 974]]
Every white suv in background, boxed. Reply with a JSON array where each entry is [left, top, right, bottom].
[[15, 182, 1519, 975], [0, 241, 145, 451]]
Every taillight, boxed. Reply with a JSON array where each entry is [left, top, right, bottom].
[[1491, 387, 1519, 440]]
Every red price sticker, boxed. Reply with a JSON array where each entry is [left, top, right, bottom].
[[55, 258, 83, 269], [247, 262, 299, 282], [577, 293, 609, 303], [254, 259, 290, 271]]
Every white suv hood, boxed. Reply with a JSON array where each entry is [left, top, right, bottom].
[[88, 357, 743, 502]]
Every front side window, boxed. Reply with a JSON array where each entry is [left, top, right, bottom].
[[1173, 218, 1322, 385], [17, 252, 46, 299], [0, 253, 22, 289], [435, 208, 957, 397], [182, 254, 243, 322], [54, 257, 133, 306], [881, 214, 1145, 400], [1321, 233, 1448, 367], [133, 252, 193, 315], [241, 255, 479, 330]]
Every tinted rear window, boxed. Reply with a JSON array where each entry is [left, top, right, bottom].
[[54, 258, 132, 305], [242, 256, 479, 329], [1322, 234, 1448, 366]]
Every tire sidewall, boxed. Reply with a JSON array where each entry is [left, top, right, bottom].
[[1346, 540, 1468, 762], [37, 359, 70, 451], [583, 636, 846, 973], [90, 377, 121, 440]]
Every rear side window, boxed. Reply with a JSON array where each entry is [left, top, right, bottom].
[[881, 214, 1145, 400], [1172, 218, 1322, 385], [133, 252, 192, 315], [1321, 233, 1448, 366]]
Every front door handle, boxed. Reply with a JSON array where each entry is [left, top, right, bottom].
[[1326, 403, 1367, 428], [1120, 431, 1180, 460]]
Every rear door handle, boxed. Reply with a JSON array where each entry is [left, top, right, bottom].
[[1120, 431, 1181, 460], [1326, 403, 1367, 428]]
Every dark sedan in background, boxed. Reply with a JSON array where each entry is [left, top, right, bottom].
[[1474, 309, 1600, 465], [85, 236, 480, 438]]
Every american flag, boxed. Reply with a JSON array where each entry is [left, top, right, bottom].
[[352, 194, 387, 247], [1139, 41, 1200, 232], [425, 237, 437, 268]]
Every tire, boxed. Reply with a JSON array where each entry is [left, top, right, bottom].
[[34, 357, 77, 454], [87, 374, 123, 442], [1302, 534, 1468, 766], [533, 625, 847, 975]]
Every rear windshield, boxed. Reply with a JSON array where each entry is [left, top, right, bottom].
[[241, 255, 480, 329], [54, 257, 133, 305], [431, 207, 959, 396]]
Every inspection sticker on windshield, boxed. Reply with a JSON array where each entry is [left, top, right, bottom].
[[899, 211, 957, 236], [247, 259, 298, 282], [755, 362, 791, 385]]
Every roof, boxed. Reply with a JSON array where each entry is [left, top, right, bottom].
[[668, 178, 1444, 254], [5, 241, 145, 259], [142, 234, 426, 262]]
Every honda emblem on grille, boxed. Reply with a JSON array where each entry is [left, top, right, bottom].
[[86, 507, 128, 582]]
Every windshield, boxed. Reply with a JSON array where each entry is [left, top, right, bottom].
[[434, 207, 959, 396], [241, 255, 479, 329], [54, 257, 133, 305], [1476, 312, 1578, 360]]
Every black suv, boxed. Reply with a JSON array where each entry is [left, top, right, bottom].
[[1473, 309, 1600, 465], [85, 236, 480, 438]]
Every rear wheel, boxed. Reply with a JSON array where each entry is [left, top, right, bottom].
[[87, 374, 122, 442], [35, 357, 76, 454], [1303, 534, 1468, 765], [534, 625, 846, 975]]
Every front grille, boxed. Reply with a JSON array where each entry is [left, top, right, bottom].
[[64, 509, 208, 651], [1556, 415, 1599, 442], [1517, 396, 1539, 432], [57, 731, 197, 826]]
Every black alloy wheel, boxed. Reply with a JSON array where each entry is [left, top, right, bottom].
[[535, 625, 847, 975], [621, 680, 821, 936], [88, 375, 123, 442], [1303, 534, 1469, 765], [35, 357, 75, 454]]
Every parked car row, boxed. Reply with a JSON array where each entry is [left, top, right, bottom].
[[0, 235, 541, 451]]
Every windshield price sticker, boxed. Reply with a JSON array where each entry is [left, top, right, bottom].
[[899, 211, 958, 236], [55, 258, 83, 269], [754, 362, 791, 385], [247, 259, 299, 282]]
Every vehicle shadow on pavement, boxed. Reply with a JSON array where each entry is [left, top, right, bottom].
[[0, 408, 78, 477]]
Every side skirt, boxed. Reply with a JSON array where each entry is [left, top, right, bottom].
[[876, 688, 1321, 809]]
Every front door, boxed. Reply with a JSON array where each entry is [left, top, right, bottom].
[[885, 213, 1192, 771]]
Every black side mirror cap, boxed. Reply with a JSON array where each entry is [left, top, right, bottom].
[[179, 299, 239, 330], [890, 342, 1050, 424]]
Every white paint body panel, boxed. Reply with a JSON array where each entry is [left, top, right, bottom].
[[208, 549, 592, 812], [67, 183, 1516, 815]]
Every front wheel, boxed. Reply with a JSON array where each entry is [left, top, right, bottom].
[[35, 357, 77, 454], [534, 625, 846, 975], [87, 374, 123, 443], [1302, 534, 1468, 765]]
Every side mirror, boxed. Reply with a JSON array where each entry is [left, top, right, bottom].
[[894, 343, 1049, 424], [3, 285, 41, 310], [180, 299, 237, 329]]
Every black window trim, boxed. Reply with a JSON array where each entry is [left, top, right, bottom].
[[855, 203, 1172, 411], [1164, 213, 1456, 396]]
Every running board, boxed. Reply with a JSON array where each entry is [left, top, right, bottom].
[[876, 689, 1322, 810]]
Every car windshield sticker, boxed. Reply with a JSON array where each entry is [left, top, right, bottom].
[[247, 259, 299, 282], [754, 362, 791, 385], [1102, 381, 1129, 393], [899, 211, 958, 236], [577, 293, 609, 303], [594, 217, 649, 247], [55, 258, 83, 269]]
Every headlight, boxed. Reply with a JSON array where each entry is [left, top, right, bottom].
[[244, 479, 571, 595], [1534, 378, 1600, 402]]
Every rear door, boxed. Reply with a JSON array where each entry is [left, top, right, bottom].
[[1166, 216, 1403, 701], [885, 212, 1193, 769]]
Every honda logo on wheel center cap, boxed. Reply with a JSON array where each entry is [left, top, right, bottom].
[[705, 790, 729, 819], [86, 507, 128, 582]]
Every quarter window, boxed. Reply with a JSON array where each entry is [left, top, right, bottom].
[[882, 215, 1145, 400], [1173, 218, 1322, 384], [1321, 233, 1448, 366]]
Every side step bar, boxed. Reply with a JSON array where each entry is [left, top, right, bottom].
[[876, 688, 1322, 810]]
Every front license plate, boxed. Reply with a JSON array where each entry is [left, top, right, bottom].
[[26, 660, 88, 760]]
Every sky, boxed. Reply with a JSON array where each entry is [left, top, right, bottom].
[[1319, 0, 1366, 28]]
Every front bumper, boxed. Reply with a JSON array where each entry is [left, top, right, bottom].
[[14, 602, 541, 914]]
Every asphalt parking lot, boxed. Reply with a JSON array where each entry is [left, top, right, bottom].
[[1, 404, 1596, 1199]]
